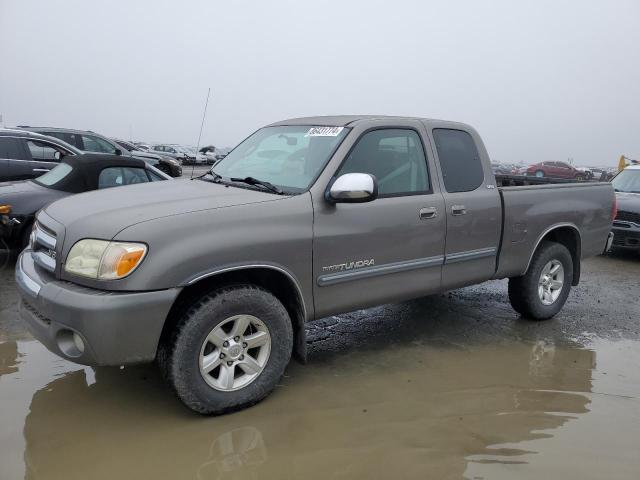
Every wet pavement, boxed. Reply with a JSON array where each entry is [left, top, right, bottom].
[[1, 251, 639, 479]]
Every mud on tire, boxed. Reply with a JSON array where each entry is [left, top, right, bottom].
[[158, 285, 293, 415], [508, 241, 573, 320]]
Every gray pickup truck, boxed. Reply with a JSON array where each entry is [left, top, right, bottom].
[[15, 116, 615, 414]]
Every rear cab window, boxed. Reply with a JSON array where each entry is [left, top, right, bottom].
[[432, 129, 484, 193]]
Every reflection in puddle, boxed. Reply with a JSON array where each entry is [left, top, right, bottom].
[[0, 337, 639, 479]]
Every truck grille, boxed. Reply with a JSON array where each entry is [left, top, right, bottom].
[[31, 221, 58, 273], [615, 210, 640, 225]]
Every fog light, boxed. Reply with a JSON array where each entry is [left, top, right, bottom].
[[73, 332, 85, 353], [56, 329, 85, 358]]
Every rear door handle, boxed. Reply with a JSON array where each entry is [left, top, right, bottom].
[[32, 168, 50, 173], [451, 205, 467, 216], [419, 207, 437, 220]]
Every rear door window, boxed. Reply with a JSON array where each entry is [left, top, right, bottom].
[[433, 129, 484, 193], [0, 137, 28, 159], [25, 140, 62, 162]]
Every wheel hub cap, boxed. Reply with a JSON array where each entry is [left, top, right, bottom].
[[538, 259, 564, 306], [199, 314, 271, 392]]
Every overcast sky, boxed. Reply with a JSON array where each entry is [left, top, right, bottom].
[[1, 0, 638, 165]]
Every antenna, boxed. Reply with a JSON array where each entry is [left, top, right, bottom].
[[192, 87, 211, 179]]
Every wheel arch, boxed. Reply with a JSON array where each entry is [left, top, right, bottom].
[[525, 224, 582, 285], [159, 265, 308, 363]]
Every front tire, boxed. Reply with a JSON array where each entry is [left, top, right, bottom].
[[508, 241, 573, 320], [158, 285, 293, 415]]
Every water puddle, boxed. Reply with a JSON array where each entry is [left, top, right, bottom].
[[1, 336, 639, 479]]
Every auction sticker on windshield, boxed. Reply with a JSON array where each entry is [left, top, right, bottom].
[[305, 126, 344, 137]]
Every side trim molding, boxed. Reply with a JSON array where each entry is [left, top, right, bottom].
[[317, 255, 444, 287], [317, 247, 499, 287], [444, 247, 497, 265]]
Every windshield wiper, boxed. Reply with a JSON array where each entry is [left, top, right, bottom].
[[230, 176, 283, 194], [192, 170, 222, 182]]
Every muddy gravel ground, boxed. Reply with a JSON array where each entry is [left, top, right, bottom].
[[1, 251, 639, 480]]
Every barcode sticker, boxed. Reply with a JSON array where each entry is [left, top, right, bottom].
[[305, 127, 344, 137]]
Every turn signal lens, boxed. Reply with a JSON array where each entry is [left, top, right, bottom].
[[65, 239, 147, 280], [0, 205, 11, 214], [98, 243, 147, 279]]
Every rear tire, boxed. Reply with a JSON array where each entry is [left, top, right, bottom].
[[158, 285, 293, 415], [508, 241, 573, 320]]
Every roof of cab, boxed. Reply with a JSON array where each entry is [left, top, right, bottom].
[[267, 115, 472, 130]]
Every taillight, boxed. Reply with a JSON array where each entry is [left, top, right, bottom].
[[612, 196, 618, 220]]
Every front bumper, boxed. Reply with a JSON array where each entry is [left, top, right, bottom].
[[15, 250, 181, 366], [612, 221, 640, 250]]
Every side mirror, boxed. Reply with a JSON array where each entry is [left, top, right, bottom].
[[327, 173, 378, 203], [53, 151, 63, 161], [114, 148, 123, 156]]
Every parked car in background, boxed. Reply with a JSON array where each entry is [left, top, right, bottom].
[[610, 165, 640, 252], [0, 129, 80, 182], [590, 167, 617, 182], [525, 161, 586, 180], [575, 166, 594, 180], [150, 144, 207, 165], [199, 145, 218, 165], [112, 139, 182, 177], [491, 162, 520, 175], [1, 154, 170, 250], [18, 126, 126, 155], [17, 127, 182, 177]]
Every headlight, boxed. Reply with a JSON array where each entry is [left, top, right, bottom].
[[65, 239, 147, 280]]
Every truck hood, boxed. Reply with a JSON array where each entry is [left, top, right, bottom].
[[616, 192, 640, 213], [43, 178, 285, 240]]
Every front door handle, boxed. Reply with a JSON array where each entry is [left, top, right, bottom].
[[451, 205, 467, 216], [419, 207, 437, 220], [32, 168, 50, 173]]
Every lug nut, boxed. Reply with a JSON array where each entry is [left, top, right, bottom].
[[242, 342, 248, 348], [234, 336, 240, 342], [239, 355, 244, 360], [227, 361, 233, 366], [223, 341, 229, 347], [219, 353, 225, 359]]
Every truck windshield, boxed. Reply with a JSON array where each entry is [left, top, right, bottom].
[[211, 126, 350, 193], [612, 169, 640, 193]]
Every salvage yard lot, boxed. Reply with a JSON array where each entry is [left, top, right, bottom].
[[1, 252, 639, 479]]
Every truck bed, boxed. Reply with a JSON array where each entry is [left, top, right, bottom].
[[494, 181, 615, 280]]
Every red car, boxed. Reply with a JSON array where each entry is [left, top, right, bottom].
[[526, 161, 586, 180]]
